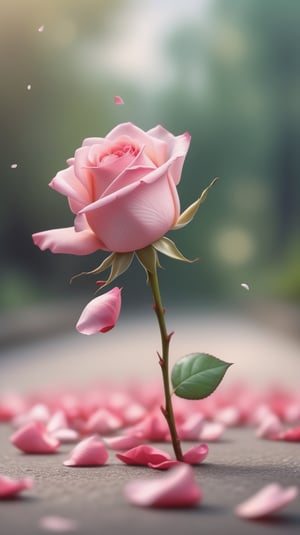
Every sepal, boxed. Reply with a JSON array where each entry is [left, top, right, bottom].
[[173, 177, 219, 230], [153, 237, 197, 263]]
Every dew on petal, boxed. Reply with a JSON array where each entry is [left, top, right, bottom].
[[235, 483, 299, 519], [124, 464, 202, 508], [39, 516, 77, 532], [114, 96, 124, 105], [241, 283, 250, 291]]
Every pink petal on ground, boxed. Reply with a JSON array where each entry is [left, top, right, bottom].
[[116, 445, 171, 466], [183, 444, 209, 465], [0, 475, 34, 498], [178, 413, 204, 440], [131, 409, 169, 441], [104, 434, 145, 450], [215, 406, 240, 427], [256, 413, 282, 439], [39, 516, 77, 532], [199, 422, 225, 442], [235, 483, 299, 519], [63, 436, 108, 466], [148, 460, 181, 470], [113, 95, 124, 105], [124, 464, 202, 508], [10, 422, 60, 453], [13, 403, 50, 428], [272, 426, 300, 442], [85, 408, 122, 434], [76, 288, 122, 335], [51, 429, 79, 443]]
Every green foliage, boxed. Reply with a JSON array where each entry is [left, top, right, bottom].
[[171, 353, 232, 400]]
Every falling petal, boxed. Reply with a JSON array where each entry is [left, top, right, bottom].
[[124, 464, 202, 508], [235, 483, 299, 519], [63, 436, 108, 466], [116, 445, 171, 466], [183, 444, 209, 465], [241, 283, 250, 291], [10, 163, 18, 169], [38, 25, 45, 33], [114, 96, 124, 105], [76, 288, 122, 335], [10, 421, 60, 454], [39, 516, 77, 532], [0, 475, 34, 498]]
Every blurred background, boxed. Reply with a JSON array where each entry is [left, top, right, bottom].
[[0, 0, 299, 344]]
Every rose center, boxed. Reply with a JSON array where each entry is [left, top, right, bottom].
[[99, 143, 139, 166]]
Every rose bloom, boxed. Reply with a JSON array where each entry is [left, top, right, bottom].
[[33, 123, 190, 254]]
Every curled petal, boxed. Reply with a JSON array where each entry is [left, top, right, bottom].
[[85, 408, 122, 434], [0, 475, 34, 498], [116, 445, 171, 466], [104, 434, 145, 451], [183, 444, 209, 465], [124, 464, 202, 508], [32, 227, 105, 255], [63, 436, 108, 466], [76, 288, 122, 335], [10, 422, 60, 454], [235, 483, 299, 519]]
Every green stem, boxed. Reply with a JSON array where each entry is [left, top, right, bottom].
[[147, 267, 184, 461]]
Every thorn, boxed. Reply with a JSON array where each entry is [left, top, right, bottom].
[[167, 331, 174, 342], [157, 351, 164, 367], [160, 405, 167, 418]]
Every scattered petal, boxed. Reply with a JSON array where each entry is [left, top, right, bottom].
[[39, 516, 77, 532], [116, 445, 171, 466], [10, 163, 18, 169], [124, 464, 202, 508], [63, 436, 108, 466], [148, 460, 181, 470], [0, 475, 34, 498], [85, 408, 122, 434], [199, 422, 225, 442], [183, 444, 209, 464], [256, 413, 282, 439], [10, 422, 60, 454], [235, 483, 299, 519], [104, 434, 145, 450], [178, 413, 204, 440], [114, 95, 124, 105], [241, 283, 250, 291], [272, 426, 300, 442], [76, 287, 122, 335]]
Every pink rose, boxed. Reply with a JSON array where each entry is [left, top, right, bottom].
[[32, 123, 191, 254]]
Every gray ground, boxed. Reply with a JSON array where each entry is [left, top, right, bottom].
[[1, 307, 300, 534]]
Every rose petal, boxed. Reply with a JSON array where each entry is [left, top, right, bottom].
[[85, 408, 122, 434], [272, 426, 300, 442], [63, 436, 108, 466], [76, 288, 122, 335], [116, 445, 171, 466], [198, 422, 225, 442], [103, 434, 145, 450], [10, 422, 60, 453], [32, 227, 105, 255], [148, 460, 181, 470], [178, 413, 204, 440], [183, 444, 209, 465], [114, 96, 124, 105], [0, 475, 34, 498], [51, 428, 79, 443], [124, 464, 201, 507], [39, 516, 77, 532], [235, 483, 299, 519], [256, 413, 282, 439]]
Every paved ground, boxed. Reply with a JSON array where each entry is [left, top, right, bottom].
[[1, 308, 300, 534]]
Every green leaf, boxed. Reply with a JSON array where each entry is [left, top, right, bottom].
[[171, 353, 232, 400], [173, 177, 219, 230], [153, 237, 197, 263]]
